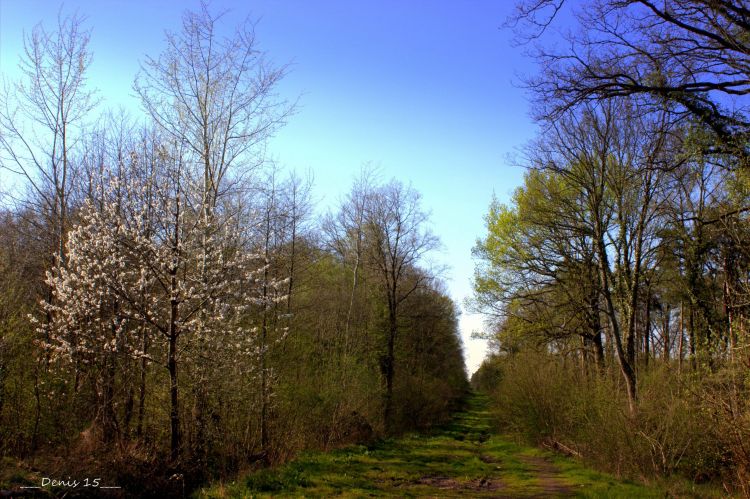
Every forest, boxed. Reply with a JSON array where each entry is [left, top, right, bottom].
[[0, 4, 467, 496], [3, 0, 750, 497], [471, 0, 750, 496]]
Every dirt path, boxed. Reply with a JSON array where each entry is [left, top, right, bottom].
[[519, 455, 574, 497], [199, 394, 662, 497]]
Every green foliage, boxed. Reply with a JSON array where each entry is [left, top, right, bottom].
[[470, 355, 503, 392]]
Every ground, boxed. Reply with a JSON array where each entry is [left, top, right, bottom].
[[198, 394, 666, 498]]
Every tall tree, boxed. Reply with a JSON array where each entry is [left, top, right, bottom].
[[134, 2, 291, 219], [322, 167, 378, 355], [0, 11, 97, 266], [365, 180, 439, 430], [512, 0, 750, 158], [135, 3, 291, 459], [471, 169, 605, 369], [475, 101, 674, 411]]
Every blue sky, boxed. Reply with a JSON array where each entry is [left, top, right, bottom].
[[0, 0, 539, 373]]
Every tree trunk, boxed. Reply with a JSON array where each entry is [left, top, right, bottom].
[[663, 304, 670, 362], [383, 306, 397, 431], [678, 301, 684, 374], [102, 353, 117, 443], [168, 326, 179, 462], [123, 384, 134, 439], [260, 217, 271, 455], [688, 304, 696, 369], [594, 224, 637, 412], [168, 188, 181, 462], [137, 327, 149, 437], [644, 291, 651, 366], [593, 331, 605, 372]]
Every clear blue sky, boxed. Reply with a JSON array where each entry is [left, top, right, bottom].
[[0, 0, 539, 373]]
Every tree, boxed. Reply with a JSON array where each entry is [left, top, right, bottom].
[[322, 167, 378, 355], [135, 2, 291, 219], [474, 100, 675, 411], [0, 10, 97, 266], [541, 102, 674, 410], [511, 0, 750, 158], [135, 3, 292, 460], [365, 180, 439, 430], [41, 134, 266, 460], [0, 12, 98, 450], [471, 169, 605, 369]]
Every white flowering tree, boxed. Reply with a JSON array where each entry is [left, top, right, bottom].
[[41, 143, 273, 459]]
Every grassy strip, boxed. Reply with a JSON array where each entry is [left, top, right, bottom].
[[198, 395, 670, 498]]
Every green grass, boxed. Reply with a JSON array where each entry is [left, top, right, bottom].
[[197, 394, 677, 498]]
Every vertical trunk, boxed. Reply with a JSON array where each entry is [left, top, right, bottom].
[[678, 301, 684, 374], [137, 188, 153, 440], [625, 235, 645, 371], [286, 179, 305, 320], [123, 385, 134, 439], [193, 155, 212, 463], [260, 215, 271, 454], [644, 292, 651, 366], [58, 118, 68, 268], [286, 219, 296, 315], [594, 226, 637, 412], [581, 335, 590, 376], [345, 221, 364, 356], [593, 331, 605, 372], [723, 253, 737, 362], [663, 304, 670, 362], [634, 309, 641, 366], [260, 313, 268, 453], [604, 321, 614, 371], [168, 326, 179, 462], [168, 191, 181, 462], [688, 304, 696, 369], [383, 304, 397, 432], [588, 287, 605, 372], [137, 326, 149, 437], [102, 353, 117, 443]]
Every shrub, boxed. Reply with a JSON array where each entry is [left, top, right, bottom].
[[479, 351, 747, 494]]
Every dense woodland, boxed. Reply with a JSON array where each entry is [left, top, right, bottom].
[[0, 5, 467, 495], [471, 0, 750, 495]]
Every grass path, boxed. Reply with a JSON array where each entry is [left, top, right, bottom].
[[198, 394, 661, 498]]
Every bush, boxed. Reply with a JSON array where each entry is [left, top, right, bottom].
[[479, 351, 746, 493]]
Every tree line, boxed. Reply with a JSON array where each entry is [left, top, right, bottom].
[[472, 0, 750, 494], [0, 5, 467, 494]]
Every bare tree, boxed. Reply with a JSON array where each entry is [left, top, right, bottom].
[[322, 166, 379, 353], [365, 180, 439, 430], [134, 2, 292, 220], [535, 101, 673, 410], [281, 170, 314, 316], [511, 0, 750, 156], [135, 3, 292, 460], [0, 10, 97, 266]]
